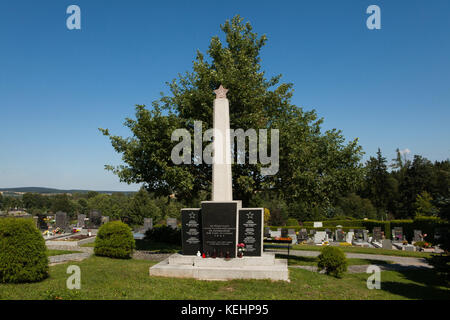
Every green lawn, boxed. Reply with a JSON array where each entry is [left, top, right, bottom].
[[0, 256, 448, 300], [286, 244, 433, 258], [275, 254, 392, 266], [46, 249, 81, 257]]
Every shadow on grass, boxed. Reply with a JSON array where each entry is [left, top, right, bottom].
[[135, 240, 181, 253], [275, 254, 390, 266], [381, 269, 450, 300]]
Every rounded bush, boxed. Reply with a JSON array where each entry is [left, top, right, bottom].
[[94, 221, 135, 259], [317, 246, 348, 278], [0, 218, 49, 283]]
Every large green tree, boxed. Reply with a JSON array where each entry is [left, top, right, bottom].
[[100, 16, 364, 209]]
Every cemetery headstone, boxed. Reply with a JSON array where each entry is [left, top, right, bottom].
[[413, 230, 423, 242], [77, 214, 86, 228], [313, 221, 323, 228], [372, 227, 382, 242], [393, 227, 403, 242], [55, 211, 68, 230], [89, 210, 102, 228], [354, 229, 364, 241], [181, 209, 202, 255], [314, 231, 327, 244], [363, 230, 369, 242], [201, 202, 238, 257], [264, 227, 271, 238], [335, 229, 345, 242], [298, 228, 308, 241], [270, 229, 281, 238], [346, 231, 354, 244], [143, 218, 153, 233], [238, 209, 263, 256], [167, 218, 177, 229], [281, 228, 288, 238], [382, 239, 392, 250]]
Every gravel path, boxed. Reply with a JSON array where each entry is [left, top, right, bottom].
[[132, 251, 174, 261], [46, 244, 171, 265], [47, 244, 94, 266], [265, 249, 432, 268]]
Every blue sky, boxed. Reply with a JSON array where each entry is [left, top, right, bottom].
[[0, 0, 449, 191]]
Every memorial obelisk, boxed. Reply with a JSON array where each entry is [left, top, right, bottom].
[[212, 85, 233, 202], [150, 85, 288, 280]]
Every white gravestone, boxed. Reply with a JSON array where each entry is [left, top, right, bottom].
[[346, 231, 354, 244], [314, 231, 327, 244]]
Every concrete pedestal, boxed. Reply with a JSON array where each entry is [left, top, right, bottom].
[[149, 252, 289, 281]]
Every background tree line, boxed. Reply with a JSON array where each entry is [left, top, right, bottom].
[[0, 189, 183, 227]]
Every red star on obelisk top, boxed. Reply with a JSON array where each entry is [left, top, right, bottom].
[[213, 85, 228, 99]]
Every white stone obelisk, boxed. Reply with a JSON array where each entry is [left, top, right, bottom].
[[212, 85, 233, 202]]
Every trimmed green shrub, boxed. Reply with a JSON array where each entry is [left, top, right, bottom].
[[145, 225, 181, 245], [0, 218, 49, 283], [317, 246, 348, 278], [94, 221, 135, 259], [286, 218, 299, 226]]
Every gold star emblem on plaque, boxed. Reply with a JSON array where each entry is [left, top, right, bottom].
[[214, 85, 228, 99]]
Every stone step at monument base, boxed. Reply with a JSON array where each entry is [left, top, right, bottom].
[[150, 253, 289, 281], [168, 253, 279, 267]]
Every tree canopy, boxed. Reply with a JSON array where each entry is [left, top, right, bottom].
[[100, 16, 364, 210]]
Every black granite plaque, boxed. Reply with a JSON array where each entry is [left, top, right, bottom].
[[201, 202, 237, 258], [181, 209, 202, 255], [89, 210, 102, 228], [238, 209, 263, 256]]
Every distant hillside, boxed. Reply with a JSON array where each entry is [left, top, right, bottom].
[[0, 187, 137, 195]]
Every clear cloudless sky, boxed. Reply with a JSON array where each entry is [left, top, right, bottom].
[[0, 0, 449, 191]]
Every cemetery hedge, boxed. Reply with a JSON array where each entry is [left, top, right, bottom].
[[0, 218, 49, 283], [94, 221, 135, 259]]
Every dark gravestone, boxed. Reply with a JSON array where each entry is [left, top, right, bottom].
[[298, 229, 308, 241], [37, 215, 47, 230], [373, 227, 382, 242], [336, 229, 345, 242], [413, 230, 423, 242], [238, 209, 263, 257], [181, 209, 202, 255], [393, 227, 403, 242], [89, 210, 102, 228], [55, 211, 68, 229], [201, 202, 238, 258], [281, 228, 288, 238], [325, 228, 333, 241], [264, 227, 271, 238], [355, 229, 364, 241], [77, 214, 86, 228]]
